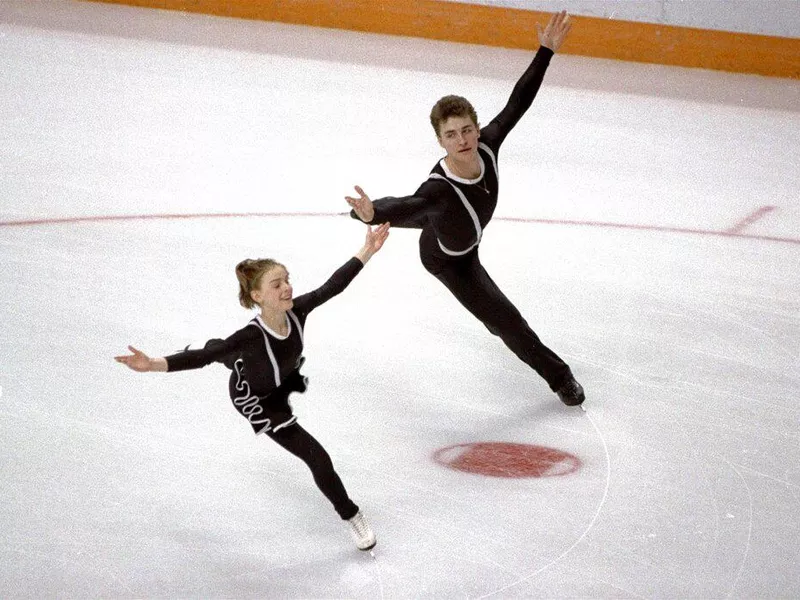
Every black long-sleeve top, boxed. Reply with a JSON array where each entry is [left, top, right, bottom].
[[351, 46, 554, 256], [164, 257, 364, 398]]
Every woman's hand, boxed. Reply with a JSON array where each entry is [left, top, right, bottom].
[[114, 345, 167, 372], [537, 10, 572, 52], [345, 185, 376, 223], [355, 222, 390, 264]]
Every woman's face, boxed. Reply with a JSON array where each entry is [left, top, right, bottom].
[[251, 265, 293, 312]]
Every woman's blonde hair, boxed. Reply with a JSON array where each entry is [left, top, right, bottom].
[[235, 258, 285, 309]]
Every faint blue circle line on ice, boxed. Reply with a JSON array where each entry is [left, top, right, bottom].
[[478, 408, 612, 600], [0, 212, 798, 246]]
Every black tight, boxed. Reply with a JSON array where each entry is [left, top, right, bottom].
[[421, 238, 571, 391], [267, 424, 359, 520]]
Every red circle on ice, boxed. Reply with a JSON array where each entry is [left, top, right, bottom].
[[432, 442, 581, 478]]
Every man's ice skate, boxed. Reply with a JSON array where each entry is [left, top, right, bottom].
[[347, 510, 376, 552], [556, 374, 585, 407]]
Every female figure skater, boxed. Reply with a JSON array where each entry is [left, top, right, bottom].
[[115, 222, 390, 551], [346, 11, 584, 407]]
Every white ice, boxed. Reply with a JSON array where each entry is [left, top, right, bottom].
[[1, 1, 799, 597]]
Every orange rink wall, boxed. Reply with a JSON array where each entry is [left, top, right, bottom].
[[85, 0, 799, 79]]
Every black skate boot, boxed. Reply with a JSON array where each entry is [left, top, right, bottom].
[[556, 373, 585, 406]]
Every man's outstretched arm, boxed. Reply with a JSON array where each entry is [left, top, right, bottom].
[[346, 184, 435, 229], [484, 11, 572, 145]]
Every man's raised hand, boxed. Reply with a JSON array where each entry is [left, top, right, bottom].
[[537, 10, 572, 52]]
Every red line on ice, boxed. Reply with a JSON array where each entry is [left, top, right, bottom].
[[726, 205, 777, 234], [0, 211, 797, 245]]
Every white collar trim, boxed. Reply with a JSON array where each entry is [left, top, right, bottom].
[[256, 313, 291, 340], [439, 155, 486, 184]]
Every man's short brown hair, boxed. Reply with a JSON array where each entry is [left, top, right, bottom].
[[429, 95, 479, 137]]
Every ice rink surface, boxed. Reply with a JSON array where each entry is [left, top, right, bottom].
[[1, 1, 799, 597]]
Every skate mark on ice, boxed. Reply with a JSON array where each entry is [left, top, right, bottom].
[[382, 499, 526, 594], [4, 547, 135, 596], [478, 409, 611, 599], [368, 550, 385, 600], [338, 459, 525, 581], [677, 378, 800, 417], [390, 502, 524, 579], [718, 457, 754, 600]]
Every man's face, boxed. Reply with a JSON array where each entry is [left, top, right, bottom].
[[437, 115, 480, 161]]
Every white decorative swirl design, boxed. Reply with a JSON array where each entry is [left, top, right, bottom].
[[231, 358, 273, 433]]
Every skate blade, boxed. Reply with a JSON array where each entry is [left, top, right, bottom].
[[359, 541, 377, 554]]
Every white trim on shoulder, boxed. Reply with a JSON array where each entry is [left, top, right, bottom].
[[287, 310, 303, 346], [478, 142, 498, 178], [251, 318, 282, 388]]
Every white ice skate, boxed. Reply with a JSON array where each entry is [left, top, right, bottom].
[[347, 510, 376, 552]]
